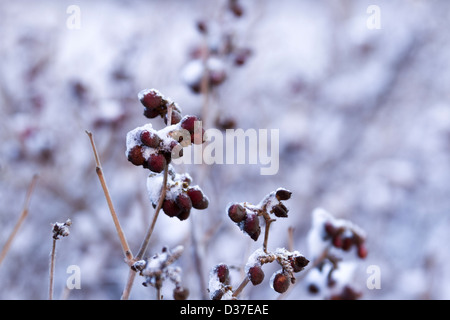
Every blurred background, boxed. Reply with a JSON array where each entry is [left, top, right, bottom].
[[1, 0, 450, 300]]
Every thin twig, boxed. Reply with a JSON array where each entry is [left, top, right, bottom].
[[135, 162, 169, 260], [121, 161, 169, 300], [121, 268, 137, 300], [85, 130, 133, 263], [232, 277, 249, 299], [0, 174, 38, 267], [49, 238, 56, 300], [262, 216, 276, 254], [287, 227, 294, 252]]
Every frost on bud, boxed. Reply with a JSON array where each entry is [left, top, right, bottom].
[[309, 208, 367, 260], [214, 263, 230, 284], [209, 263, 232, 300], [127, 145, 146, 166], [243, 212, 261, 241], [138, 89, 164, 110], [140, 130, 161, 148], [52, 219, 72, 240], [147, 153, 166, 173]]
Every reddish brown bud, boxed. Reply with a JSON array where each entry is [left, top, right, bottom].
[[127, 145, 146, 166], [228, 203, 246, 223], [324, 222, 337, 237], [140, 130, 161, 148], [186, 188, 209, 210], [248, 266, 265, 285], [180, 115, 199, 134], [139, 89, 163, 110], [143, 107, 160, 119], [357, 244, 368, 259], [243, 213, 261, 241], [332, 235, 343, 248], [176, 193, 193, 212], [272, 273, 290, 293], [214, 264, 230, 284], [147, 153, 166, 173], [162, 199, 182, 217]]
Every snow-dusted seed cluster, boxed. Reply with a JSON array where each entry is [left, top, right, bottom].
[[245, 248, 309, 294], [132, 246, 189, 300], [212, 188, 311, 299], [227, 188, 292, 241], [308, 208, 367, 260], [208, 263, 233, 300], [138, 88, 182, 125], [182, 0, 251, 95], [51, 219, 72, 240], [304, 208, 368, 299], [126, 88, 209, 221], [126, 89, 206, 174], [147, 168, 209, 220]]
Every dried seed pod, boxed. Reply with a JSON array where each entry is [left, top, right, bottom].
[[271, 203, 288, 218], [275, 188, 292, 201], [290, 255, 309, 273]]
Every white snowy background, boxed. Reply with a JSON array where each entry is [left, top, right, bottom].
[[1, 0, 449, 299]]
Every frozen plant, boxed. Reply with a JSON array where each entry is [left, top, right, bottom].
[[305, 208, 368, 299], [182, 0, 253, 129], [208, 263, 233, 300], [147, 168, 209, 221], [51, 219, 72, 240], [49, 218, 72, 300], [87, 88, 209, 299], [132, 245, 189, 300], [126, 88, 210, 222], [210, 188, 309, 299]]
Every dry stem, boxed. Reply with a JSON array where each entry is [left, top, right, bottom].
[[0, 174, 38, 267], [86, 130, 133, 263], [121, 161, 169, 300], [49, 238, 56, 300]]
